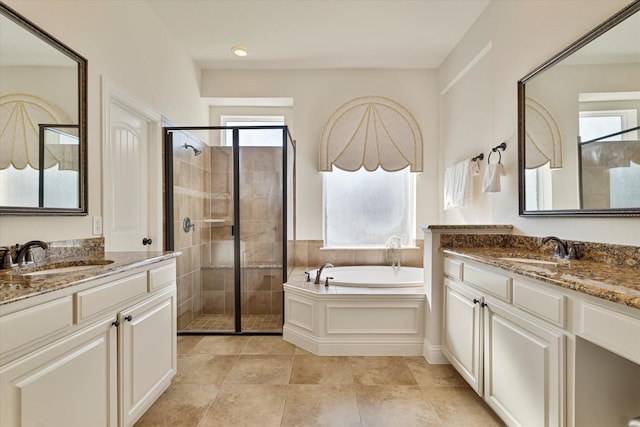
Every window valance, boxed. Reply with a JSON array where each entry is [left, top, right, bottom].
[[319, 96, 423, 172], [0, 93, 72, 170], [524, 97, 563, 169]]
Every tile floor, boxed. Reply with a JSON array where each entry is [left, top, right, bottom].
[[135, 335, 504, 427]]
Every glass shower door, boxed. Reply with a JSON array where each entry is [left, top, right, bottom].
[[238, 142, 284, 333], [166, 126, 293, 335]]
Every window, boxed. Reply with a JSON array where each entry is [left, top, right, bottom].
[[221, 115, 285, 147], [579, 109, 640, 209], [323, 166, 415, 247], [579, 109, 636, 142]]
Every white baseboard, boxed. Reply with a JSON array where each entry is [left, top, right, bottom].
[[423, 341, 449, 364], [284, 326, 424, 356]]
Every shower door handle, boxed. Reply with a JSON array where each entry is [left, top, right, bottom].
[[231, 225, 235, 236]]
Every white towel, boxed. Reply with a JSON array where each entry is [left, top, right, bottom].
[[444, 160, 477, 209], [482, 163, 506, 193]]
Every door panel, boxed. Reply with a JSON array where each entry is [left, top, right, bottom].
[[106, 102, 149, 251]]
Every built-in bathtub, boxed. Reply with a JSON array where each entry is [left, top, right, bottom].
[[308, 265, 424, 288], [283, 266, 426, 356]]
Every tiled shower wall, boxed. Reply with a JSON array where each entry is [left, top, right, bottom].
[[202, 146, 284, 317], [172, 133, 211, 330]]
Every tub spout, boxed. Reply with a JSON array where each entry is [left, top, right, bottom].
[[314, 263, 334, 284]]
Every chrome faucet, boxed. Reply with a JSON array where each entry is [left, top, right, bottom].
[[314, 263, 334, 284], [541, 236, 568, 258], [15, 240, 49, 266]]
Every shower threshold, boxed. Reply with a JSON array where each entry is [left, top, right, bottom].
[[180, 313, 283, 334]]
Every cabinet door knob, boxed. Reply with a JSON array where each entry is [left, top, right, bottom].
[[112, 319, 120, 327], [481, 302, 488, 308], [124, 314, 133, 322], [473, 298, 480, 304], [142, 237, 153, 245]]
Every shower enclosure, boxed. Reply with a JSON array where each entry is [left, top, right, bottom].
[[164, 126, 295, 334]]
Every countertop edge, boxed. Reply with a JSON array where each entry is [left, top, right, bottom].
[[442, 249, 640, 311], [0, 251, 181, 307]]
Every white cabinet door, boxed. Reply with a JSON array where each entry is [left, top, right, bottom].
[[0, 318, 117, 427], [442, 278, 483, 394], [484, 301, 565, 427], [119, 287, 176, 427]]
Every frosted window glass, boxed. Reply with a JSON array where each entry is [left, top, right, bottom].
[[610, 163, 640, 208], [324, 166, 414, 247]]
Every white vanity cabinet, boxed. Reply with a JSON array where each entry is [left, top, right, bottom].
[[442, 257, 565, 427], [119, 286, 176, 427], [442, 278, 482, 392], [0, 315, 118, 427], [483, 298, 564, 427], [0, 259, 177, 427]]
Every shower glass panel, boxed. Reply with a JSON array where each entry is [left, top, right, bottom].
[[164, 126, 295, 335]]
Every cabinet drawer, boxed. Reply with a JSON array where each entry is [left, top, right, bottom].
[[0, 296, 73, 359], [513, 280, 565, 328], [148, 262, 176, 291], [463, 264, 512, 302], [580, 302, 640, 365], [76, 272, 147, 322], [444, 258, 463, 280]]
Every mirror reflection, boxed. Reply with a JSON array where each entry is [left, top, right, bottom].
[[0, 3, 87, 214], [519, 1, 640, 216]]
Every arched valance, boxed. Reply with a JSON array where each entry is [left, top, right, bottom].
[[525, 97, 563, 169], [0, 93, 71, 170], [319, 96, 423, 172]]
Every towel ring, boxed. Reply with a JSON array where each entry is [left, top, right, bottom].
[[488, 142, 506, 164]]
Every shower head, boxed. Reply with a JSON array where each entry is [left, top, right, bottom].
[[182, 143, 202, 156]]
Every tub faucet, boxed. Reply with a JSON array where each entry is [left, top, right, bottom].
[[314, 263, 334, 284], [541, 236, 568, 259], [16, 240, 49, 266]]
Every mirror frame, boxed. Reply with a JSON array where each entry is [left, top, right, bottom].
[[0, 2, 88, 215], [518, 0, 640, 217]]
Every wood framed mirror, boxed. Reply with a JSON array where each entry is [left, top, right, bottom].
[[0, 2, 88, 215], [518, 0, 640, 217]]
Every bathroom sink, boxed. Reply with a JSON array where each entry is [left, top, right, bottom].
[[19, 260, 114, 277], [498, 257, 558, 266]]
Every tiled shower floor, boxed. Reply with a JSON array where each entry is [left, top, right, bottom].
[[181, 313, 283, 333]]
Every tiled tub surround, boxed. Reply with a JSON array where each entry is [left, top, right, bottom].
[[439, 233, 640, 309], [293, 239, 424, 270], [0, 237, 180, 305]]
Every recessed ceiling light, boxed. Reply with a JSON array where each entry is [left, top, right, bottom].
[[231, 46, 248, 57]]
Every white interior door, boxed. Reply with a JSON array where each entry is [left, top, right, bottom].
[[103, 81, 162, 252]]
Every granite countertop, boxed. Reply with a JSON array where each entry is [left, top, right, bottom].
[[443, 247, 640, 310], [0, 251, 180, 306]]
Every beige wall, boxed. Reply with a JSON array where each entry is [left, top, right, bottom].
[[0, 0, 207, 245], [438, 0, 639, 245], [201, 69, 440, 241]]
